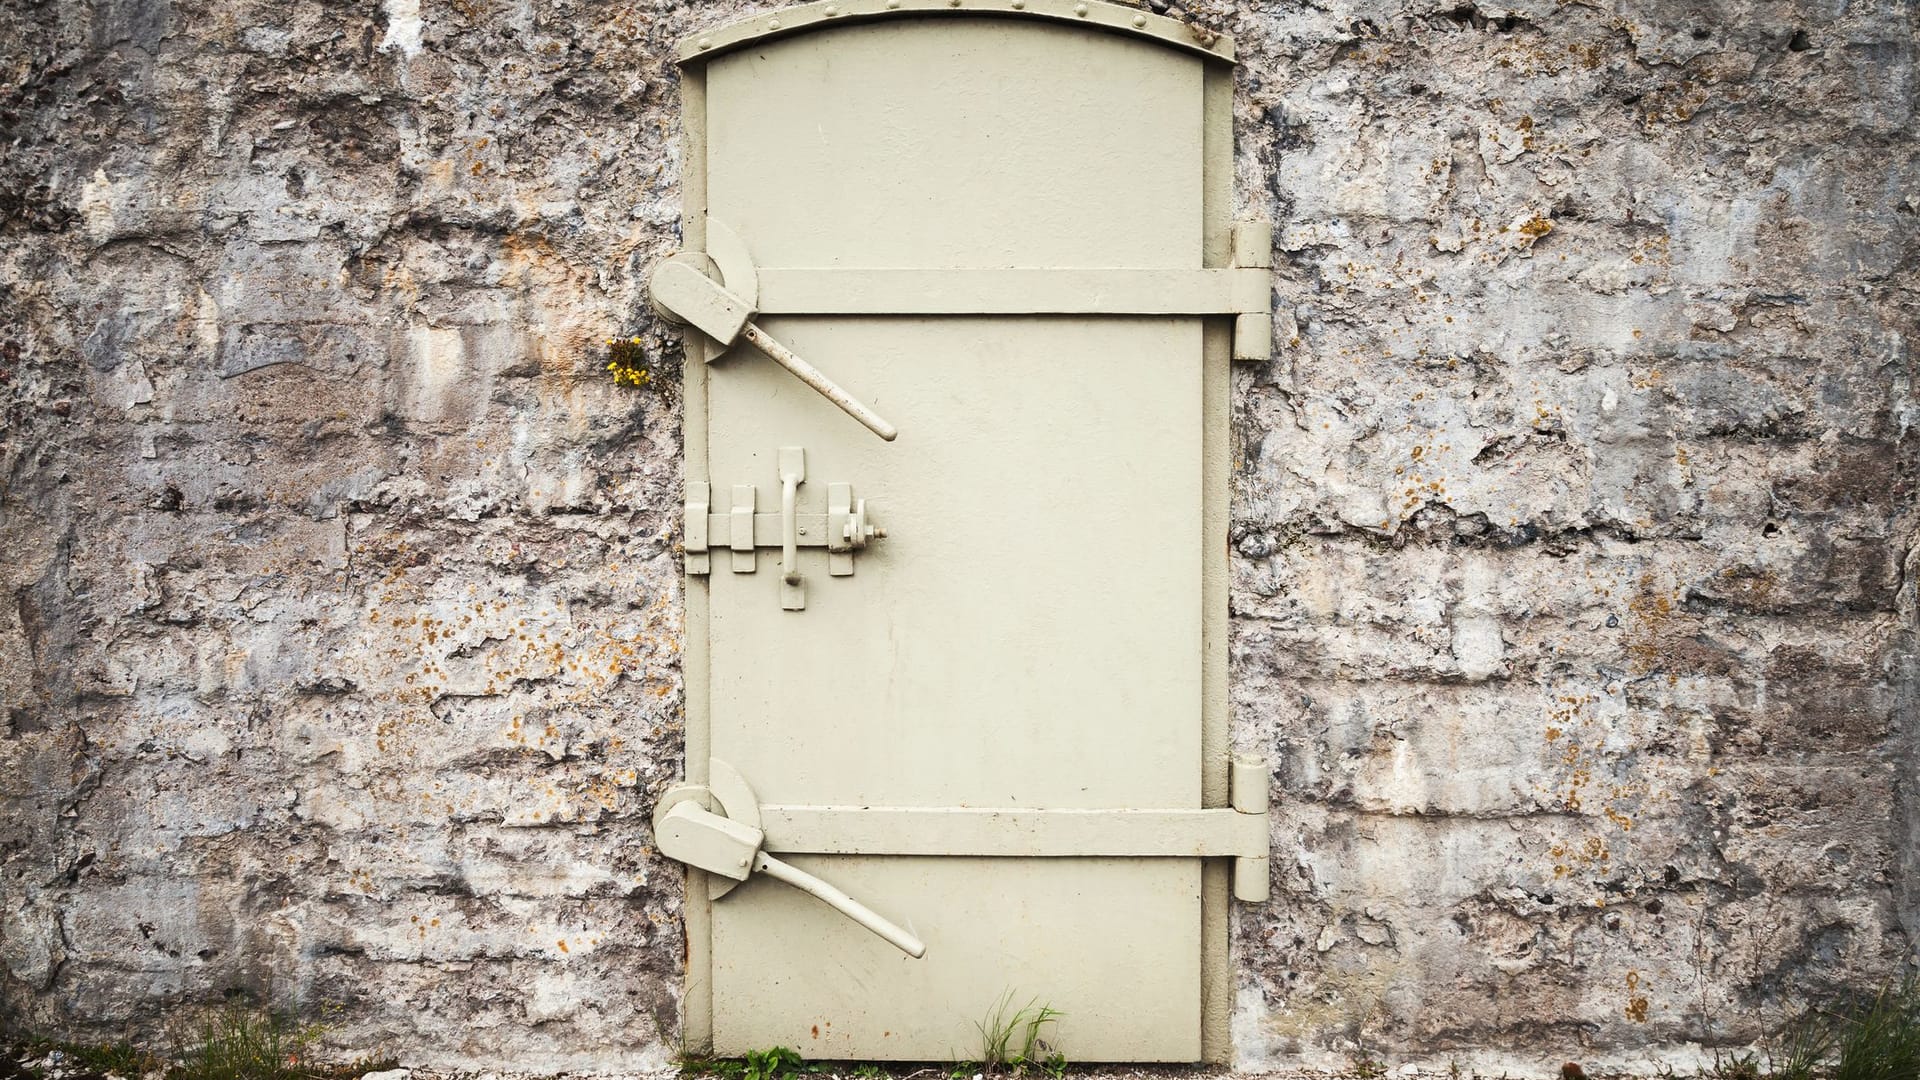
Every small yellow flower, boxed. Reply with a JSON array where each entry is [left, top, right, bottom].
[[603, 333, 654, 390]]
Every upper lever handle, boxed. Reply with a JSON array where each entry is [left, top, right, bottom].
[[650, 259, 899, 442]]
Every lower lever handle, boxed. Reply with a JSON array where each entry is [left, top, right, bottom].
[[655, 800, 925, 958], [754, 851, 926, 958]]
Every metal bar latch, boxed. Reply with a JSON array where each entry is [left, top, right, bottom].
[[683, 446, 886, 609]]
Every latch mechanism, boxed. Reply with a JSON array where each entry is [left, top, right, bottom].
[[684, 446, 886, 610]]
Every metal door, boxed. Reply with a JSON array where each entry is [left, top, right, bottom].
[[651, 1, 1271, 1062]]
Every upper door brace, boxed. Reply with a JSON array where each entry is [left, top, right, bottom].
[[648, 218, 1276, 441]]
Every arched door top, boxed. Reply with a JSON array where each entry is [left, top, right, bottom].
[[675, 0, 1236, 66]]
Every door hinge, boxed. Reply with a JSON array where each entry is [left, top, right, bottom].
[[1230, 217, 1273, 362], [684, 446, 886, 610]]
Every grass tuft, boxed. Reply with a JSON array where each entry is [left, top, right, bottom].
[[3, 1002, 393, 1080], [974, 992, 1065, 1078], [166, 1004, 324, 1080], [1826, 973, 1920, 1080], [1756, 971, 1920, 1080]]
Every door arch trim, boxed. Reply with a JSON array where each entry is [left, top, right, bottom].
[[674, 0, 1236, 66]]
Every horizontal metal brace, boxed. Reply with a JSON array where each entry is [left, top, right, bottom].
[[759, 806, 1268, 859], [660, 756, 1272, 902], [754, 268, 1270, 317]]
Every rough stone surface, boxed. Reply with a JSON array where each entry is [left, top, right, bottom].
[[0, 0, 1914, 1074]]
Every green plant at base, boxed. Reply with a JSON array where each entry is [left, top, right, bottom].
[[1704, 1051, 1763, 1080], [3, 1003, 390, 1080], [1829, 973, 1920, 1080], [974, 992, 1064, 1077], [1346, 1053, 1387, 1080], [1768, 1007, 1840, 1080], [166, 1004, 323, 1080], [1760, 971, 1920, 1080], [677, 1056, 742, 1079], [163, 1003, 392, 1080], [742, 1047, 810, 1080], [680, 1047, 816, 1080], [76, 1041, 159, 1076]]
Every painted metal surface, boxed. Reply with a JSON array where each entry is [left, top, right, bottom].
[[660, 2, 1262, 1061]]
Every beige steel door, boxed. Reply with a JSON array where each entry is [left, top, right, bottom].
[[651, 2, 1270, 1063]]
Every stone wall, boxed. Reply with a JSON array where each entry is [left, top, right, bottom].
[[1, 0, 1914, 1072]]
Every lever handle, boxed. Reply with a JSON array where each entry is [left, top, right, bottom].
[[780, 448, 804, 587], [741, 324, 899, 442], [754, 851, 927, 958], [650, 259, 898, 442], [655, 801, 926, 959], [778, 447, 805, 611]]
